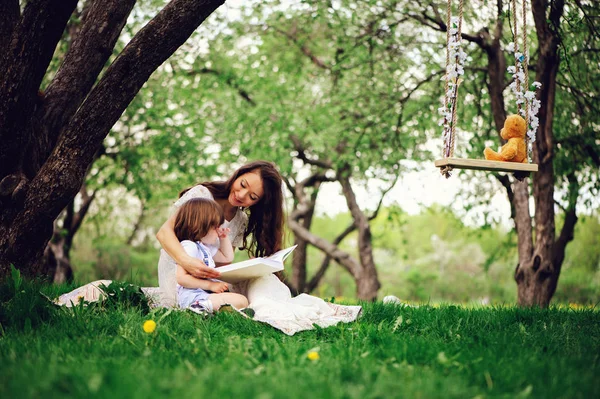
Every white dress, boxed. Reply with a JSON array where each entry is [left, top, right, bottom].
[[56, 184, 361, 336]]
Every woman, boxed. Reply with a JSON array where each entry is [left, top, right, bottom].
[[57, 161, 361, 335], [156, 160, 285, 307]]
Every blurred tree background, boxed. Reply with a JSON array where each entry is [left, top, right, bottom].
[[44, 0, 599, 305]]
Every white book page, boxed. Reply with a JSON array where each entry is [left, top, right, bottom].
[[266, 245, 297, 263], [214, 245, 297, 283]]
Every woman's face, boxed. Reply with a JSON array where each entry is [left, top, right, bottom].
[[228, 171, 264, 208]]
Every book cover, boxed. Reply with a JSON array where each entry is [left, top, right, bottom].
[[217, 245, 297, 284]]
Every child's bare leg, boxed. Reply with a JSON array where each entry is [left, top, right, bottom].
[[208, 293, 249, 311]]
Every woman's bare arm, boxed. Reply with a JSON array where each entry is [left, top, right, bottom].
[[156, 213, 220, 279]]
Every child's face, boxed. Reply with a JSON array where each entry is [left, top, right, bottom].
[[201, 226, 219, 246]]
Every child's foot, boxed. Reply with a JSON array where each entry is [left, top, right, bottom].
[[189, 300, 213, 315]]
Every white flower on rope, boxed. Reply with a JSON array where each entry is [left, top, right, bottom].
[[439, 16, 467, 157], [505, 44, 542, 155]]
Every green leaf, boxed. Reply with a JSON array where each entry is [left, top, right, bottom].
[[10, 265, 21, 292]]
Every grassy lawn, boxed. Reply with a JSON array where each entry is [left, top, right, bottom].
[[1, 279, 599, 398]]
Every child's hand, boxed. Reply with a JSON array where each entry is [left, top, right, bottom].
[[209, 281, 229, 293], [216, 227, 230, 239]]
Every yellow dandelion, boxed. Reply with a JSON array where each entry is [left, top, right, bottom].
[[307, 351, 320, 361], [143, 320, 157, 334]]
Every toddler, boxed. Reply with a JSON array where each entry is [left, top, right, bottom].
[[173, 198, 249, 313]]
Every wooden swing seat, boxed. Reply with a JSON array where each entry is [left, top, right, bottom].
[[434, 157, 538, 173]]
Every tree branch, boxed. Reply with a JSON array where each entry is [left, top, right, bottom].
[[298, 173, 336, 190], [555, 135, 600, 168], [283, 176, 297, 200], [287, 217, 362, 278], [556, 81, 600, 116], [0, 0, 78, 178], [126, 199, 145, 246], [573, 0, 600, 39], [553, 173, 579, 273], [368, 174, 399, 220], [62, 199, 75, 243], [0, 0, 20, 53], [305, 222, 356, 292], [1, 0, 77, 85], [407, 9, 484, 45], [41, 0, 137, 159], [290, 135, 333, 169], [191, 67, 256, 106], [69, 185, 97, 239], [12, 0, 226, 249], [267, 24, 330, 70], [531, 0, 563, 46], [393, 69, 446, 147]]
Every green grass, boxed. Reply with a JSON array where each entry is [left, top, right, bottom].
[[1, 278, 599, 399]]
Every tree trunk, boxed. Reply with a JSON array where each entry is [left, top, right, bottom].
[[286, 156, 382, 301], [0, 0, 225, 279], [290, 188, 318, 293], [288, 190, 382, 299], [0, 0, 79, 180], [286, 170, 327, 295], [45, 228, 74, 284], [338, 172, 380, 300], [305, 222, 356, 293], [0, 1, 20, 54], [514, 0, 566, 307], [126, 200, 146, 246], [291, 236, 308, 294], [288, 216, 378, 299], [44, 183, 96, 283], [480, 3, 507, 131]]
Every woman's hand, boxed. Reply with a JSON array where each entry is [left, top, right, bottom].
[[208, 281, 229, 293], [157, 213, 221, 279], [182, 256, 221, 279]]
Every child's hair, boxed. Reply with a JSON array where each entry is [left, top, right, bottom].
[[173, 198, 224, 242]]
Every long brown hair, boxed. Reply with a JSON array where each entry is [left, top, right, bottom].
[[173, 198, 224, 242], [180, 161, 285, 257]]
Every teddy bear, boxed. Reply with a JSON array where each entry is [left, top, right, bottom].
[[483, 114, 528, 163]]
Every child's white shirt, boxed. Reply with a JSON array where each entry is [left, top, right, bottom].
[[180, 240, 218, 269]]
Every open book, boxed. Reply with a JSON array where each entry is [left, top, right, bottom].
[[217, 245, 297, 284]]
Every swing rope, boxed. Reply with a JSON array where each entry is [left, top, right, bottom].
[[511, 0, 521, 105], [521, 0, 531, 160], [450, 0, 464, 158], [442, 0, 451, 152], [512, 0, 531, 160], [440, 0, 464, 178]]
